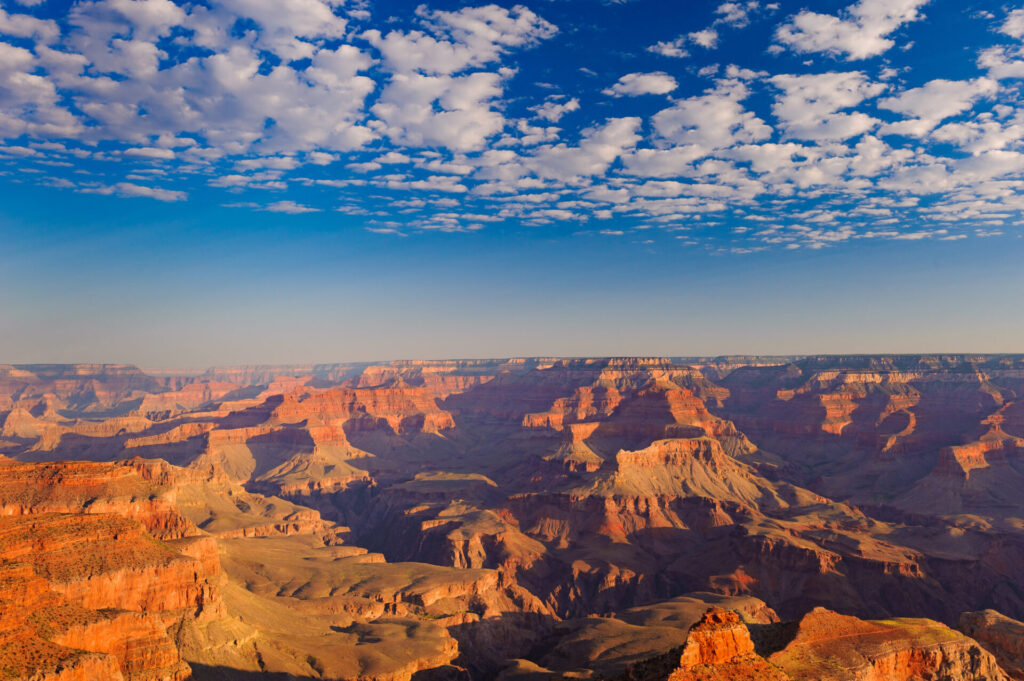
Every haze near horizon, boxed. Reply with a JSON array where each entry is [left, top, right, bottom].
[[1, 0, 1023, 364]]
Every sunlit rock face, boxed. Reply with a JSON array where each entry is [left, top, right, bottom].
[[2, 355, 1024, 679]]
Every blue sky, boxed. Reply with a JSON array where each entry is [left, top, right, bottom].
[[1, 0, 1022, 365]]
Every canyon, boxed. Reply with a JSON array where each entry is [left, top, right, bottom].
[[2, 356, 1024, 680]]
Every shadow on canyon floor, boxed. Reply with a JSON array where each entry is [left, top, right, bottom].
[[189, 666, 317, 680], [189, 664, 473, 681]]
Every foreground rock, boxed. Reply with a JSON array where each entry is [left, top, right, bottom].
[[668, 608, 788, 681], [960, 610, 1024, 679], [0, 459, 218, 681], [619, 607, 1010, 681]]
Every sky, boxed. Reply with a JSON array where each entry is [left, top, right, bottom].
[[0, 0, 1023, 366]]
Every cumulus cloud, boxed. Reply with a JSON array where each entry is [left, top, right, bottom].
[[0, 0, 1021, 249], [1001, 9, 1024, 39], [689, 29, 719, 49], [263, 200, 321, 213], [83, 182, 186, 201], [531, 97, 580, 122], [603, 72, 678, 97], [367, 5, 557, 153], [715, 2, 760, 28], [652, 82, 771, 150], [775, 0, 929, 60], [878, 78, 998, 137], [0, 7, 59, 43], [371, 72, 506, 151], [978, 18, 1024, 83], [650, 3, 765, 58], [770, 71, 885, 141], [647, 38, 688, 58], [363, 5, 556, 75], [0, 43, 81, 139], [125, 147, 176, 160]]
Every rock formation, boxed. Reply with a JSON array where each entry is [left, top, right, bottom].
[[960, 610, 1024, 679], [2, 356, 1024, 680]]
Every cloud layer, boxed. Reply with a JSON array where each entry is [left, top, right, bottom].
[[1, 0, 1023, 252]]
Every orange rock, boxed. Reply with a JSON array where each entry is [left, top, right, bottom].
[[960, 610, 1024, 680], [667, 608, 788, 681]]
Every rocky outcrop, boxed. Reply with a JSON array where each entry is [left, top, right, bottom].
[[0, 461, 222, 681], [623, 607, 1012, 681], [960, 610, 1024, 679], [769, 607, 1009, 680], [0, 458, 201, 540], [668, 608, 788, 680]]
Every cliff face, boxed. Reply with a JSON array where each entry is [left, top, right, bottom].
[[0, 458, 226, 681], [668, 608, 788, 681], [4, 357, 1024, 680], [0, 518, 204, 681]]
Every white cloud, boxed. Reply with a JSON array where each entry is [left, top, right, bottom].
[[379, 174, 469, 193], [371, 72, 505, 151], [83, 181, 186, 201], [367, 6, 557, 153], [531, 97, 579, 122], [125, 146, 175, 159], [621, 146, 711, 178], [38, 0, 379, 155], [346, 161, 382, 173], [363, 5, 555, 76], [603, 72, 678, 97], [652, 82, 771, 149], [235, 155, 299, 171], [1001, 9, 1024, 39], [306, 151, 338, 165], [978, 45, 1024, 80], [775, 0, 929, 60], [263, 200, 320, 213], [715, 2, 759, 27], [933, 113, 1024, 154], [528, 117, 642, 181], [689, 28, 719, 49], [0, 8, 60, 43], [878, 78, 997, 137], [770, 71, 885, 141], [647, 38, 688, 58], [0, 42, 81, 139]]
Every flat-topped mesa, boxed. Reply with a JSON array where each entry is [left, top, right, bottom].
[[895, 434, 1024, 516], [271, 384, 458, 435], [769, 607, 1010, 681], [602, 357, 675, 369], [608, 437, 776, 507], [0, 363, 148, 379], [0, 364, 165, 414]]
